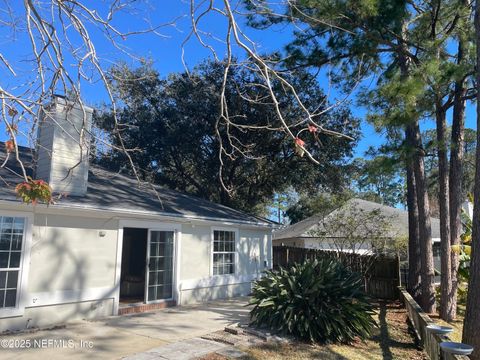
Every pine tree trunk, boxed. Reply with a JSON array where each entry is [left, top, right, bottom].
[[406, 156, 422, 302], [397, 32, 435, 310], [462, 1, 480, 355], [449, 36, 467, 323], [408, 122, 436, 313], [436, 105, 453, 321]]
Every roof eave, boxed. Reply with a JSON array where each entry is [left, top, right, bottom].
[[0, 198, 275, 228]]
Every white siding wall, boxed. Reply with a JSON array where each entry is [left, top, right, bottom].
[[0, 209, 119, 332], [3, 300, 114, 331], [179, 224, 211, 281], [29, 214, 119, 293], [0, 204, 272, 331], [178, 225, 271, 305], [238, 229, 271, 275]]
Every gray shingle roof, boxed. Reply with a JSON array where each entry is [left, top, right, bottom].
[[273, 198, 441, 240], [0, 144, 274, 226]]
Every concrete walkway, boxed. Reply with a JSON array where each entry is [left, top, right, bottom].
[[124, 337, 230, 360], [0, 297, 251, 360]]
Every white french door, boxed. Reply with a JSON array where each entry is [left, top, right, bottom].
[[145, 230, 175, 303]]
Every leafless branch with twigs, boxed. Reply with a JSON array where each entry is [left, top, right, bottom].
[[184, 0, 362, 194], [0, 0, 181, 202], [0, 0, 360, 204]]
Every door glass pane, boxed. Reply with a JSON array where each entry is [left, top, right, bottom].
[[147, 286, 156, 301], [162, 271, 172, 285], [6, 271, 18, 288], [0, 216, 25, 309], [9, 252, 20, 268], [148, 271, 156, 286], [13, 218, 24, 230], [11, 234, 22, 251], [147, 231, 174, 301], [5, 289, 16, 307], [0, 234, 10, 250], [0, 270, 19, 308], [150, 242, 158, 257], [0, 271, 6, 288], [0, 253, 8, 268], [163, 286, 172, 299]]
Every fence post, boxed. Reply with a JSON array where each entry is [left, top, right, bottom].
[[396, 254, 401, 288]]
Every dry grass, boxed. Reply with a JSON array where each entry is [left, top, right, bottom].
[[200, 354, 231, 360], [431, 305, 465, 343], [240, 301, 427, 360]]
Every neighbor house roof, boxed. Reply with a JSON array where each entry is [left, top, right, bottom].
[[0, 144, 274, 227], [273, 198, 441, 240]]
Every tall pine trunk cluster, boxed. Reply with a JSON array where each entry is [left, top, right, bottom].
[[436, 105, 453, 320], [439, 17, 468, 323], [462, 0, 480, 356], [406, 161, 422, 301], [247, 0, 478, 349], [435, 8, 469, 321], [399, 28, 437, 314], [410, 122, 437, 313], [448, 31, 468, 322]]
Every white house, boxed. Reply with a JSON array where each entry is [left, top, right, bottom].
[[0, 97, 274, 332], [273, 198, 443, 281], [274, 198, 441, 251]]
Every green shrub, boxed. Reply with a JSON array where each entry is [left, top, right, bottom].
[[249, 259, 376, 343]]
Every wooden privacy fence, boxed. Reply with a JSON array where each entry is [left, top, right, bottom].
[[273, 246, 400, 300]]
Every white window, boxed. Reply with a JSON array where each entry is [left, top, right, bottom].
[[212, 230, 236, 275], [0, 216, 25, 309]]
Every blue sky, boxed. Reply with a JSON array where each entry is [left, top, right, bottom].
[[0, 1, 476, 157]]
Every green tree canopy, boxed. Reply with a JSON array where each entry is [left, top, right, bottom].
[[285, 191, 353, 224], [351, 156, 405, 207], [95, 61, 360, 215]]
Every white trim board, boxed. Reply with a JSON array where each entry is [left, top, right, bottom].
[[0, 200, 275, 229], [180, 273, 260, 291], [210, 226, 239, 277], [120, 220, 182, 232], [116, 220, 182, 312], [26, 287, 116, 308], [0, 211, 34, 319], [145, 229, 177, 304], [112, 227, 124, 315]]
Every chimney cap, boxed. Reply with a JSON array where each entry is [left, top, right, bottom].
[[50, 95, 94, 113]]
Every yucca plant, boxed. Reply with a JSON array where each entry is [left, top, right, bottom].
[[249, 259, 376, 343]]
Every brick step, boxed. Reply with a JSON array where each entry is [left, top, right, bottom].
[[118, 300, 176, 315]]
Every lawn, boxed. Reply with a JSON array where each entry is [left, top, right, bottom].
[[430, 305, 465, 343], [239, 301, 427, 360]]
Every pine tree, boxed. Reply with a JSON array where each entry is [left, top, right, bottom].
[[462, 0, 480, 356]]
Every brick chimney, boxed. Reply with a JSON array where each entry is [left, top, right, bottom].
[[35, 96, 93, 196]]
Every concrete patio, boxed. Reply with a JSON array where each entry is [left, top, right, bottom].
[[0, 297, 251, 360]]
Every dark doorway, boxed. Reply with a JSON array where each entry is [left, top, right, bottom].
[[120, 228, 148, 303]]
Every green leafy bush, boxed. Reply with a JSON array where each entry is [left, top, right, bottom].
[[15, 177, 52, 205], [249, 259, 376, 343]]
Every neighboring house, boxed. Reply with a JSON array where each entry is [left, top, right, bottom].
[[0, 97, 274, 332], [273, 198, 441, 270]]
